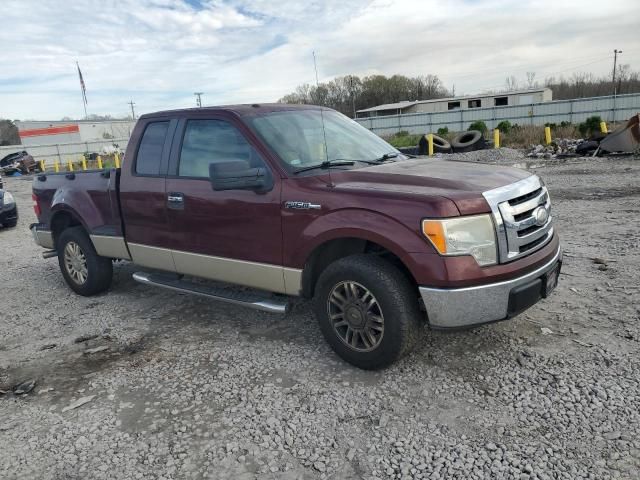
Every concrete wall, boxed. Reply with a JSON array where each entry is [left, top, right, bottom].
[[355, 92, 640, 136]]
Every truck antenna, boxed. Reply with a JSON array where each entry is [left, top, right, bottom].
[[313, 51, 333, 187]]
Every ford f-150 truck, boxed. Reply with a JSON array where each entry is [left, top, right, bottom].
[[31, 104, 561, 369]]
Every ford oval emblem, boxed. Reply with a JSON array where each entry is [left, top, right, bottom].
[[533, 206, 549, 226]]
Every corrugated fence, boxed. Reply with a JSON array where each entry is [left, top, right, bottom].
[[355, 93, 640, 136]]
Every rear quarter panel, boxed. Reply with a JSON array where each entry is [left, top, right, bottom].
[[33, 169, 121, 235]]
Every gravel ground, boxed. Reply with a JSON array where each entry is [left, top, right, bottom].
[[1, 152, 639, 479]]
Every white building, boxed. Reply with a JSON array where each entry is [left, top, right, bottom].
[[356, 88, 553, 118], [15, 120, 136, 146]]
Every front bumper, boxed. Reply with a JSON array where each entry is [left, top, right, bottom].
[[420, 245, 562, 329], [30, 223, 54, 249]]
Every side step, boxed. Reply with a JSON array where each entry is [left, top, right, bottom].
[[132, 272, 289, 314]]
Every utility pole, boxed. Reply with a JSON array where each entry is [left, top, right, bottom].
[[612, 49, 622, 122], [194, 92, 203, 108], [348, 75, 356, 118], [612, 49, 622, 96], [128, 100, 136, 120]]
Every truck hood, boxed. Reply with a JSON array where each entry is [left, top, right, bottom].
[[331, 158, 532, 215]]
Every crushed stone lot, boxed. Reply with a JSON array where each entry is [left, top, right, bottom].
[[1, 152, 640, 479]]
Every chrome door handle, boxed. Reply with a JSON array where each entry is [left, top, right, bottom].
[[167, 192, 184, 209]]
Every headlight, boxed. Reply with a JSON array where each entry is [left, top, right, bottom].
[[422, 214, 497, 266], [3, 191, 15, 205]]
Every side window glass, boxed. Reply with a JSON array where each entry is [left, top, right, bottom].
[[178, 119, 265, 178], [136, 122, 169, 175]]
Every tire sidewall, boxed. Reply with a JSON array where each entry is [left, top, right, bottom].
[[57, 227, 112, 296], [313, 256, 418, 369]]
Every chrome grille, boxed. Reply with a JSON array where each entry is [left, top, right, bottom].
[[483, 175, 553, 263]]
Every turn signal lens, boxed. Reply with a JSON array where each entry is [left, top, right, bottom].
[[422, 220, 447, 254]]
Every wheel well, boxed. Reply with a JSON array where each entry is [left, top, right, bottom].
[[51, 211, 83, 249], [301, 237, 418, 298]]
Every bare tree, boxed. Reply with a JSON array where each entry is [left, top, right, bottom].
[[526, 72, 537, 89], [505, 76, 519, 91]]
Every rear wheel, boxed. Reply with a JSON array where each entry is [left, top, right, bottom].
[[313, 254, 422, 369], [57, 226, 112, 296]]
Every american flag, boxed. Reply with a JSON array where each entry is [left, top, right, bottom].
[[77, 62, 87, 105]]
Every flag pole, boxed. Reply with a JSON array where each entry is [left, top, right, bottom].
[[76, 61, 88, 119]]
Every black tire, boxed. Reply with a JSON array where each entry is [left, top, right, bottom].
[[418, 134, 452, 154], [3, 220, 17, 228], [313, 254, 422, 370], [57, 226, 112, 296], [452, 130, 485, 152]]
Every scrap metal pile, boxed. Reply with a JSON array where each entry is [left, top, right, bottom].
[[528, 114, 640, 159]]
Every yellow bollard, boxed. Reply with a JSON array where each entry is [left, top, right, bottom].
[[494, 129, 500, 149], [600, 121, 608, 134], [82, 158, 87, 170], [427, 134, 434, 156], [114, 153, 121, 169], [97, 155, 103, 169], [67, 160, 74, 172], [39, 160, 46, 172], [544, 126, 552, 145], [54, 161, 60, 173]]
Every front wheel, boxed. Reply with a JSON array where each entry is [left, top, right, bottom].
[[313, 255, 422, 369], [57, 226, 113, 296]]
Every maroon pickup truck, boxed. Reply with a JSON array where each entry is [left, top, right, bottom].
[[31, 104, 561, 369]]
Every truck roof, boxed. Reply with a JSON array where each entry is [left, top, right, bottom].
[[138, 103, 324, 120]]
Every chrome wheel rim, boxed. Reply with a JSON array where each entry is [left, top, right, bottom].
[[64, 241, 88, 285], [327, 281, 384, 352]]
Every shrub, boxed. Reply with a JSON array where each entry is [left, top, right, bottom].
[[385, 131, 422, 148], [496, 121, 512, 133], [437, 127, 449, 136], [468, 121, 487, 133], [544, 122, 557, 129], [578, 116, 602, 137], [560, 121, 572, 128]]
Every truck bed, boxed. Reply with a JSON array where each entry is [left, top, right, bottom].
[[32, 168, 124, 240]]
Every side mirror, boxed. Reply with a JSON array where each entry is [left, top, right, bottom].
[[209, 160, 273, 192]]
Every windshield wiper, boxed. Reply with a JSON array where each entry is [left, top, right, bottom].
[[374, 152, 399, 162], [293, 160, 355, 174]]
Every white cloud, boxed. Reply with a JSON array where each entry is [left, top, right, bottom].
[[0, 0, 638, 119]]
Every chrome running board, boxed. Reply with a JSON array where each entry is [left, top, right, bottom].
[[132, 272, 288, 314]]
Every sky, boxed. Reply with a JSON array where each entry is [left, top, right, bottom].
[[1, 0, 639, 120]]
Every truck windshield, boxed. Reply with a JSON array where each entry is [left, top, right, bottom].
[[247, 109, 404, 173]]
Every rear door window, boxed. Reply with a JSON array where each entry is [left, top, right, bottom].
[[136, 121, 169, 175]]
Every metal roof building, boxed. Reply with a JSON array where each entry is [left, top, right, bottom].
[[356, 88, 552, 118]]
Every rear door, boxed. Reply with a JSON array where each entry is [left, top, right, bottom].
[[165, 116, 286, 293], [120, 118, 178, 271]]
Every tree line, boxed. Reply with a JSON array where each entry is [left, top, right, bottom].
[[279, 66, 640, 117]]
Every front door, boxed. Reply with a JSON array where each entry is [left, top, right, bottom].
[[165, 117, 286, 293]]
